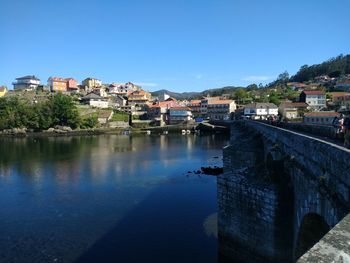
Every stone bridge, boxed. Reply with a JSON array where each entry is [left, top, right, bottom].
[[218, 120, 350, 262]]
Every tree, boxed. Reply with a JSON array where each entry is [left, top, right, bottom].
[[50, 93, 80, 128], [277, 71, 289, 82], [234, 88, 249, 103]]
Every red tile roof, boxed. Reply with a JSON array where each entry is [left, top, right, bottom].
[[302, 90, 325, 95], [304, 112, 340, 117], [280, 102, 308, 108], [330, 92, 350, 98]]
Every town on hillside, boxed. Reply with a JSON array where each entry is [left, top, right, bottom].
[[0, 60, 350, 132]]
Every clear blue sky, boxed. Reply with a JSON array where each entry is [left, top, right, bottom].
[[1, 0, 350, 92]]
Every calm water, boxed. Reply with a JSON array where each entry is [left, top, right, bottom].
[[0, 134, 228, 263]]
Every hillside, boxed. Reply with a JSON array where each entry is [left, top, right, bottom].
[[290, 54, 350, 82]]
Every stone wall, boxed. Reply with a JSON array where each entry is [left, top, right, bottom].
[[219, 120, 350, 262], [218, 124, 293, 262]]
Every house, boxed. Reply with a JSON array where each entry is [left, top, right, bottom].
[[128, 90, 152, 105], [66, 78, 78, 92], [330, 92, 350, 109], [107, 82, 140, 96], [97, 110, 114, 125], [13, 75, 40, 91], [330, 92, 350, 102], [303, 111, 340, 126], [335, 79, 350, 91], [47, 77, 78, 92], [187, 100, 201, 118], [314, 75, 331, 84], [48, 77, 67, 92], [200, 96, 224, 118], [278, 102, 309, 119], [0, 86, 8, 97], [82, 78, 102, 89], [168, 107, 193, 124], [244, 103, 278, 119], [92, 87, 108, 97], [148, 99, 181, 126], [287, 82, 308, 91], [299, 90, 326, 111], [81, 93, 109, 108], [113, 95, 128, 109], [207, 99, 236, 120]]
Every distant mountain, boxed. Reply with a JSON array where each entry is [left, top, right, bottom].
[[151, 89, 200, 100], [151, 86, 243, 100]]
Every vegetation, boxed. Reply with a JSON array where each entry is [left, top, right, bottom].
[[0, 93, 81, 130], [80, 114, 98, 129], [112, 111, 129, 122], [290, 54, 350, 82]]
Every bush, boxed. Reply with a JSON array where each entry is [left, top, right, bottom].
[[80, 115, 98, 129]]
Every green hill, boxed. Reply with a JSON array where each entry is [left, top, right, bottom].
[[290, 54, 350, 82]]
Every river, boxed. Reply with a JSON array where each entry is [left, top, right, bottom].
[[0, 134, 228, 263]]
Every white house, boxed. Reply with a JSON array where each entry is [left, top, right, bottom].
[[81, 93, 109, 108], [244, 103, 278, 119], [13, 75, 40, 91], [299, 90, 326, 110]]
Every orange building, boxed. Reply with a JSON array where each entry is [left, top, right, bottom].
[[66, 78, 78, 91], [48, 77, 78, 92]]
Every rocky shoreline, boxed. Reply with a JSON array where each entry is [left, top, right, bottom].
[[0, 126, 130, 138]]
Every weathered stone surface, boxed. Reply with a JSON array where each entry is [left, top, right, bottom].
[[297, 214, 350, 263]]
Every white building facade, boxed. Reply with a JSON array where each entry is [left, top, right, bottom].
[[244, 103, 278, 119], [13, 75, 40, 90]]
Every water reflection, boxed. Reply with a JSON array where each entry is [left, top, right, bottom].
[[0, 134, 228, 263]]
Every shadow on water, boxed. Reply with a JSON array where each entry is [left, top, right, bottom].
[[74, 179, 218, 263]]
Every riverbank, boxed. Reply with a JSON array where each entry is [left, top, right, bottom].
[[0, 121, 233, 138]]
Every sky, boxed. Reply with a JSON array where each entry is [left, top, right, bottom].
[[1, 0, 350, 92]]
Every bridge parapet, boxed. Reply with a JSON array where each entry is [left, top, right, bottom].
[[243, 120, 350, 209]]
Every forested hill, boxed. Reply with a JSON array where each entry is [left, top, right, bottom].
[[290, 54, 350, 82]]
